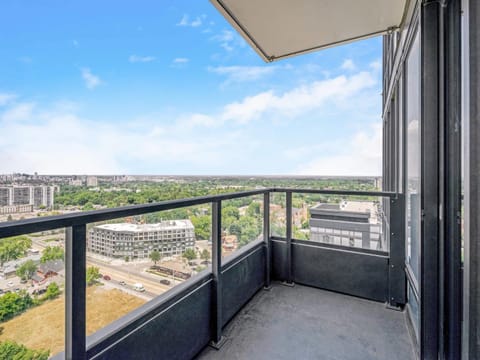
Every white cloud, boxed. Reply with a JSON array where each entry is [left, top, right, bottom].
[[1, 102, 35, 122], [211, 30, 236, 52], [295, 123, 382, 176], [369, 59, 382, 70], [0, 66, 380, 175], [0, 93, 16, 107], [208, 65, 279, 83], [179, 70, 377, 128], [221, 71, 376, 124], [341, 59, 356, 71], [173, 58, 189, 64], [177, 14, 203, 27], [171, 58, 189, 68], [129, 55, 156, 63], [0, 101, 238, 174], [81, 68, 102, 89], [73, 40, 79, 47]]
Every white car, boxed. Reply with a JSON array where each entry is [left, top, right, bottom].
[[133, 283, 145, 292], [7, 281, 14, 287]]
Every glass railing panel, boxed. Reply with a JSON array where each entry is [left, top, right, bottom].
[[85, 205, 212, 337], [270, 192, 286, 238], [0, 230, 66, 358], [221, 195, 263, 260], [291, 193, 387, 251]]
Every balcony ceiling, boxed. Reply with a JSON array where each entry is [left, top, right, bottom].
[[210, 0, 408, 62]]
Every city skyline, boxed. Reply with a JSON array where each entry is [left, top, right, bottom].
[[0, 1, 382, 176]]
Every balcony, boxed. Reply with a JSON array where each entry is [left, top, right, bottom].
[[0, 188, 413, 359], [198, 283, 414, 360]]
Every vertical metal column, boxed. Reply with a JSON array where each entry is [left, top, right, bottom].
[[65, 225, 87, 360], [284, 191, 294, 286], [210, 201, 226, 349], [443, 0, 462, 358], [465, 0, 480, 358], [421, 1, 441, 358], [388, 195, 406, 307], [264, 192, 271, 289]]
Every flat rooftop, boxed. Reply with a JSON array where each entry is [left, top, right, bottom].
[[198, 283, 415, 360], [93, 220, 193, 232]]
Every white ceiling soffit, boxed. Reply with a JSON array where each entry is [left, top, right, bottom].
[[210, 0, 408, 62]]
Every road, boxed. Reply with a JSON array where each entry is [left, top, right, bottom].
[[28, 234, 180, 300], [87, 257, 174, 296]]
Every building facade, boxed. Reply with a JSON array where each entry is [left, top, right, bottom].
[[0, 186, 55, 209], [86, 176, 98, 187], [88, 220, 195, 259], [309, 201, 382, 250]]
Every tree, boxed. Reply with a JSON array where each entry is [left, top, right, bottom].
[[149, 250, 161, 266], [124, 255, 130, 263], [0, 291, 33, 322], [16, 260, 37, 281], [200, 249, 211, 262], [43, 282, 60, 300], [228, 223, 242, 238], [40, 246, 64, 263], [0, 236, 32, 266], [86, 266, 101, 285], [0, 340, 49, 360], [6, 215, 12, 222], [247, 202, 261, 217], [190, 215, 210, 240], [182, 248, 197, 261]]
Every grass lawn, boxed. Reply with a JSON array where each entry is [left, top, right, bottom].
[[0, 286, 146, 356]]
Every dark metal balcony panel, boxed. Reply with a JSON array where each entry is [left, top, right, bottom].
[[198, 283, 415, 360], [221, 242, 266, 326], [210, 0, 408, 62], [87, 277, 213, 360], [272, 239, 389, 302]]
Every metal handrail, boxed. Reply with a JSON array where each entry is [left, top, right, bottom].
[[0, 188, 394, 238]]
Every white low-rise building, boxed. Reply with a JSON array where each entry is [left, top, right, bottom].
[[88, 220, 196, 259]]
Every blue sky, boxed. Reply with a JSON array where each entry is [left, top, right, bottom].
[[0, 1, 383, 176]]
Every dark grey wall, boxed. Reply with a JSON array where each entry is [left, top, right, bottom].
[[272, 239, 389, 302], [222, 245, 265, 325], [89, 279, 213, 360]]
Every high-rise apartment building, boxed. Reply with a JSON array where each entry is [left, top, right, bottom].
[[0, 186, 55, 209], [86, 176, 98, 187]]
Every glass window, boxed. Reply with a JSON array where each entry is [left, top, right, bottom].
[[406, 30, 421, 284]]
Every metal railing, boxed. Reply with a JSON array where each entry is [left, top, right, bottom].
[[0, 187, 401, 359]]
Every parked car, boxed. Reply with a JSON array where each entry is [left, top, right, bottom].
[[159, 279, 171, 286], [119, 281, 126, 286], [133, 283, 145, 292], [7, 281, 14, 287], [103, 275, 111, 281], [20, 279, 27, 284], [0, 289, 4, 294]]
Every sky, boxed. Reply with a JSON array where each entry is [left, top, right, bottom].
[[0, 1, 383, 176]]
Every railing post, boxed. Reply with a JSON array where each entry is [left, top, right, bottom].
[[264, 192, 271, 289], [210, 200, 226, 349], [65, 224, 87, 360], [283, 191, 294, 286], [388, 195, 406, 307]]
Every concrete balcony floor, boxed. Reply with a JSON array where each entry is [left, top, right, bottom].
[[198, 283, 415, 360]]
